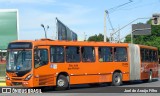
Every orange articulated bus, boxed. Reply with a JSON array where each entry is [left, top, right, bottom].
[[6, 38, 159, 90]]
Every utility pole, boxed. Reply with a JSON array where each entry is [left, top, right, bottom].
[[105, 0, 133, 42], [84, 32, 86, 41], [104, 10, 108, 42], [118, 25, 120, 43]]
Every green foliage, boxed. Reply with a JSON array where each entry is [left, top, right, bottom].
[[87, 33, 109, 42], [147, 19, 152, 24], [124, 20, 160, 55], [124, 35, 131, 43]]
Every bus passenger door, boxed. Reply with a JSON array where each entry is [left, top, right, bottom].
[[33, 46, 54, 87]]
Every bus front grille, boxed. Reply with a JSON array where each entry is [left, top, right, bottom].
[[12, 82, 22, 86], [12, 78, 24, 81]]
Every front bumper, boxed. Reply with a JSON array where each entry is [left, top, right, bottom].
[[6, 79, 33, 87]]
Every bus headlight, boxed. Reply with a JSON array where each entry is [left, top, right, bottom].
[[24, 74, 33, 81], [6, 75, 10, 80]]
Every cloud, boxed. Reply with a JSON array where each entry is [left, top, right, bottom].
[[21, 5, 93, 26], [20, 2, 94, 28], [18, 3, 96, 40], [55, 3, 95, 25], [0, 0, 56, 4]]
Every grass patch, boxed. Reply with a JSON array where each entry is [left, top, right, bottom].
[[0, 81, 5, 83]]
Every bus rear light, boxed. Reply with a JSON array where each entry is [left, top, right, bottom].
[[24, 74, 33, 81], [6, 75, 10, 80]]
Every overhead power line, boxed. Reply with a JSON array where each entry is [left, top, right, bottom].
[[106, 0, 133, 29], [107, 13, 114, 31], [104, 0, 133, 42], [108, 0, 133, 13]]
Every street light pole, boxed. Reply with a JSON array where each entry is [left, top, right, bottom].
[[104, 10, 108, 42], [119, 28, 151, 43], [111, 18, 150, 36], [110, 17, 150, 42], [41, 24, 49, 38], [131, 30, 133, 44]]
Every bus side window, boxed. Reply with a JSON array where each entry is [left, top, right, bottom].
[[140, 49, 145, 62], [114, 47, 127, 62], [81, 47, 95, 62], [153, 51, 158, 62], [145, 49, 149, 62], [149, 50, 153, 62], [50, 46, 64, 63], [34, 49, 48, 68], [66, 46, 80, 62], [98, 47, 113, 62]]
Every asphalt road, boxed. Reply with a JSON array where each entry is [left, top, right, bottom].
[[1, 79, 160, 96], [41, 67, 160, 96], [1, 78, 160, 96], [40, 78, 160, 96], [40, 68, 160, 96]]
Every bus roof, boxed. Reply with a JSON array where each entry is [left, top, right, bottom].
[[138, 44, 157, 50], [10, 38, 157, 49], [32, 38, 129, 47]]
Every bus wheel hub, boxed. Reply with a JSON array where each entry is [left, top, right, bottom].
[[58, 79, 65, 87], [115, 76, 120, 83]]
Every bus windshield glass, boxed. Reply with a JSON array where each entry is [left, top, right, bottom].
[[6, 50, 32, 72]]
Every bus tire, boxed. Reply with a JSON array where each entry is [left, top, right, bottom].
[[148, 71, 152, 83], [56, 75, 69, 90], [112, 72, 122, 86]]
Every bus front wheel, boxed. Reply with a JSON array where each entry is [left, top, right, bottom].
[[56, 75, 69, 90], [112, 72, 122, 86]]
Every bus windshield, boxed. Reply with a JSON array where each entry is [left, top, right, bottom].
[[6, 50, 32, 72]]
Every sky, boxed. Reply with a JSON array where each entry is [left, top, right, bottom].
[[0, 0, 160, 41]]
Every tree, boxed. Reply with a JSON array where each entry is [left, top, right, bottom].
[[87, 33, 109, 42], [124, 19, 160, 56]]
